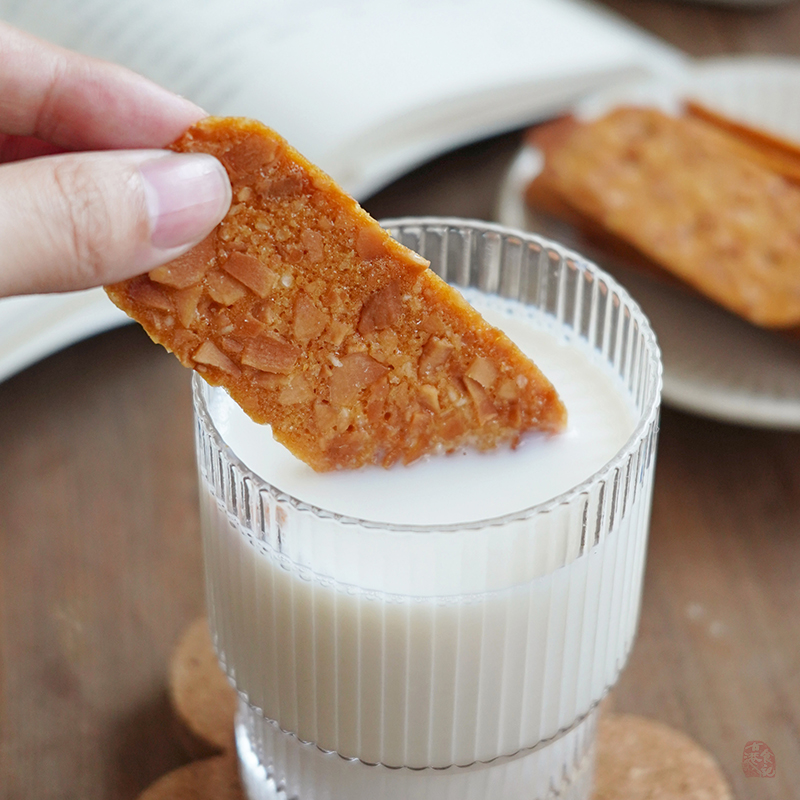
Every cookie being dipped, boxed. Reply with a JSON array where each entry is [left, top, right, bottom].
[[107, 118, 566, 471]]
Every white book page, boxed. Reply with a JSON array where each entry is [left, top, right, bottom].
[[2, 0, 684, 196], [0, 0, 686, 382]]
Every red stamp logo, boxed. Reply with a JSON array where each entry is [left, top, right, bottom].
[[742, 741, 776, 777]]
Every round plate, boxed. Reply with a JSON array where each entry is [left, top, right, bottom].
[[497, 57, 800, 429]]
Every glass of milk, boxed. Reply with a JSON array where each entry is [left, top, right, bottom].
[[193, 218, 662, 800]]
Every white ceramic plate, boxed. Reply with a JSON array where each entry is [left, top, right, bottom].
[[497, 57, 800, 428]]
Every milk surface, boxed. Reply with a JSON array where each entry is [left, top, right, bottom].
[[213, 291, 636, 526], [199, 291, 651, 793]]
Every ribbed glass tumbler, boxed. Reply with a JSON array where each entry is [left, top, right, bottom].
[[193, 218, 662, 800]]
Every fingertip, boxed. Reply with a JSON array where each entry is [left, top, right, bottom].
[[0, 149, 231, 296], [139, 152, 231, 252]]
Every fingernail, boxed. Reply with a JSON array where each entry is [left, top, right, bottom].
[[139, 153, 231, 250]]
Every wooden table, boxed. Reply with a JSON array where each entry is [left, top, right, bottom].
[[2, 3, 800, 798]]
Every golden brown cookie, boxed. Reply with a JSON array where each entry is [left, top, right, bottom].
[[594, 714, 733, 800], [168, 617, 237, 759], [686, 100, 800, 184], [106, 117, 566, 471], [137, 755, 242, 800], [528, 107, 800, 328]]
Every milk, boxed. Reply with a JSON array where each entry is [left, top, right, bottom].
[[196, 291, 656, 799]]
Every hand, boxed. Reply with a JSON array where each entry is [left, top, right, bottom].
[[0, 22, 232, 297]]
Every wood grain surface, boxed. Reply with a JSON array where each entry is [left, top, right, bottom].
[[3, 3, 800, 799]]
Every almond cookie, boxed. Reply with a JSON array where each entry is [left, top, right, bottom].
[[107, 117, 566, 471], [686, 100, 800, 185], [528, 107, 800, 328]]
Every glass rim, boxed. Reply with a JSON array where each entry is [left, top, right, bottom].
[[194, 216, 662, 534]]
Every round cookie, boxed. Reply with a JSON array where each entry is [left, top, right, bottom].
[[138, 755, 243, 800], [169, 617, 237, 758], [594, 714, 733, 799]]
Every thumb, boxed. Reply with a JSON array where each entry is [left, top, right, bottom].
[[0, 149, 231, 296]]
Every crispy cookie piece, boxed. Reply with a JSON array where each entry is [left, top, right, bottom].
[[529, 107, 800, 328], [686, 100, 800, 185], [525, 117, 690, 292], [106, 118, 566, 471]]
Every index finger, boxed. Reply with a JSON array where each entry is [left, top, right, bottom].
[[0, 22, 206, 151]]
